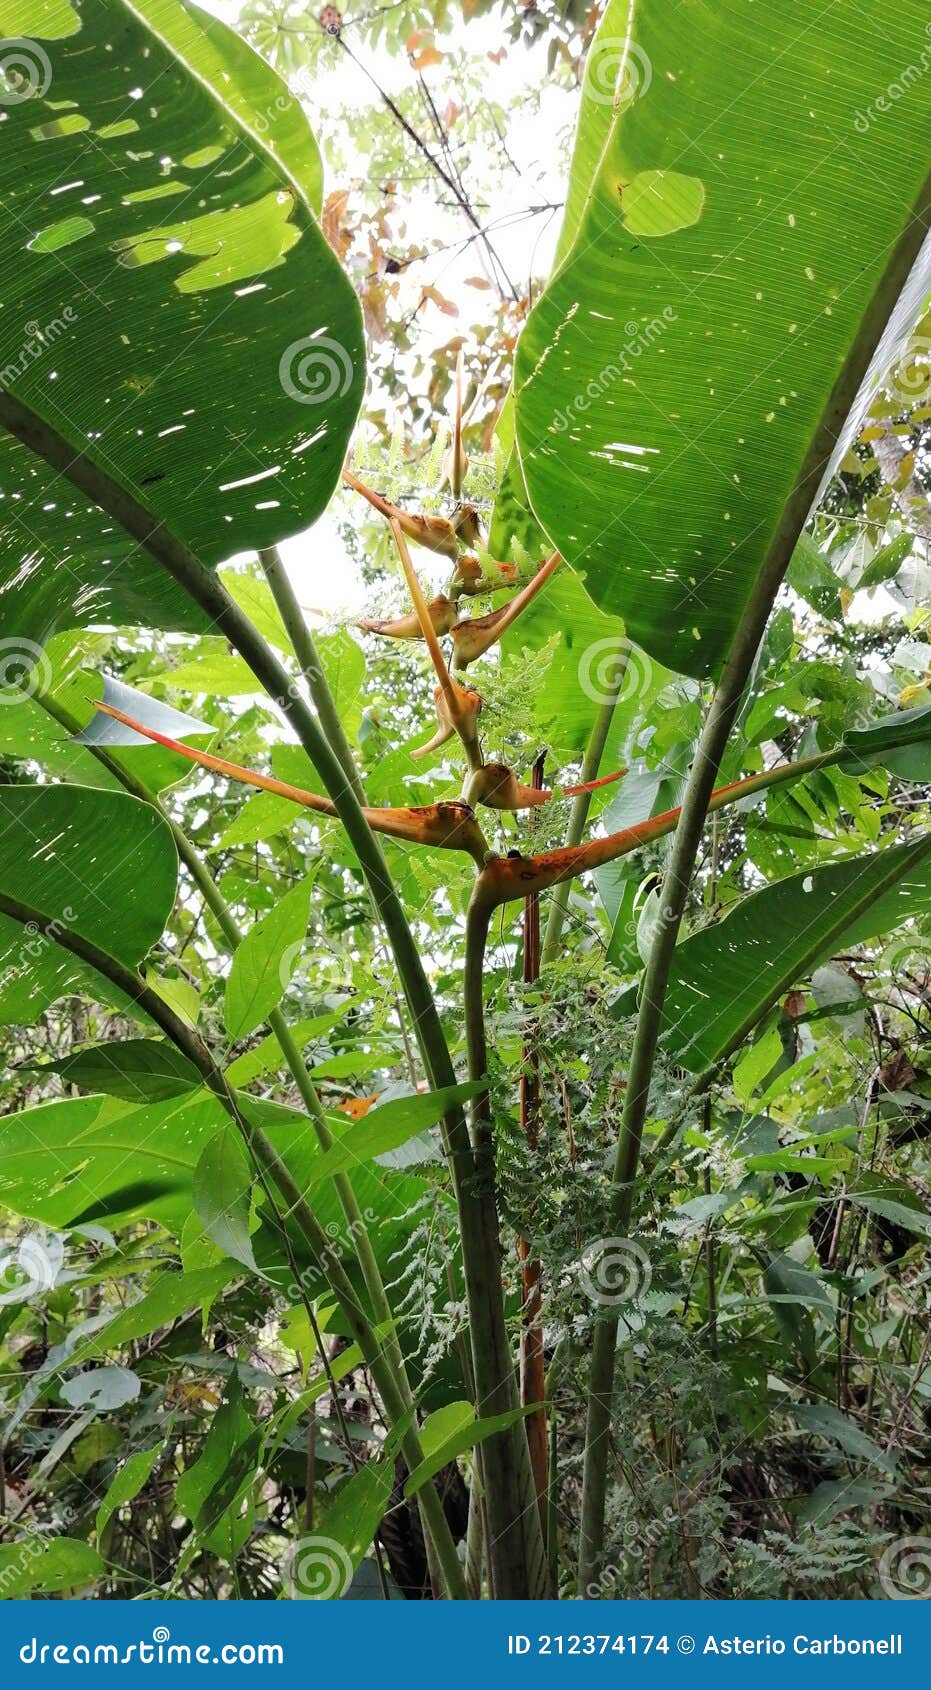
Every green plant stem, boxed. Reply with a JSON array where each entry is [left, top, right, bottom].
[[257, 546, 422, 1104], [0, 399, 545, 1598], [575, 161, 931, 1591], [31, 681, 453, 1590], [462, 893, 551, 1597], [0, 888, 467, 1602], [541, 640, 629, 963], [258, 546, 367, 806]]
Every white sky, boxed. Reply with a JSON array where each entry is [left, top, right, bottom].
[[199, 0, 572, 619], [197, 4, 915, 632]]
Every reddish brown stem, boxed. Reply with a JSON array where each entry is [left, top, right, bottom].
[[519, 751, 549, 1528], [91, 699, 489, 864]]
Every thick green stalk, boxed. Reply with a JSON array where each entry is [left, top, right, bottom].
[[31, 681, 455, 1591], [0, 397, 545, 1598], [576, 163, 931, 1590], [463, 894, 552, 1599], [541, 639, 629, 963], [258, 546, 367, 805]]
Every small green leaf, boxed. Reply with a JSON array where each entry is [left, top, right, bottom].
[[61, 1366, 140, 1412], [327, 1460, 395, 1556], [306, 1081, 483, 1187], [792, 1403, 898, 1476], [175, 1372, 257, 1561], [858, 533, 912, 590], [0, 1538, 103, 1598], [404, 1402, 541, 1499], [26, 1039, 202, 1102], [224, 876, 312, 1039], [193, 1128, 258, 1273], [224, 1003, 356, 1087], [96, 1446, 163, 1540]]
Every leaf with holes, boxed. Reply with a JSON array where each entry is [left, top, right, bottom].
[[0, 0, 363, 645], [509, 0, 931, 678]]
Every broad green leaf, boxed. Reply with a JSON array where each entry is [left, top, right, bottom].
[[66, 1265, 238, 1372], [786, 534, 843, 622], [61, 1364, 140, 1411], [798, 1476, 891, 1531], [180, 1209, 228, 1275], [96, 1445, 163, 1540], [156, 651, 260, 697], [224, 1003, 357, 1087], [194, 1425, 265, 1544], [144, 969, 201, 1029], [220, 567, 291, 650], [224, 875, 311, 1038], [217, 790, 304, 850], [0, 0, 363, 646], [0, 1537, 103, 1597], [26, 1039, 203, 1102], [732, 1025, 783, 1103], [510, 0, 931, 678], [761, 1252, 821, 1370], [0, 785, 177, 1026], [242, 1096, 456, 1295], [849, 1174, 931, 1243], [302, 1081, 483, 1187], [290, 1460, 394, 1598], [841, 701, 931, 781], [858, 534, 913, 590], [403, 1401, 542, 1499], [762, 1253, 833, 1316], [192, 1127, 259, 1273], [652, 838, 931, 1072], [0, 1092, 225, 1233]]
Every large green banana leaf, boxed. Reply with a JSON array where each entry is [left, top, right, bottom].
[[0, 1091, 223, 1231], [511, 0, 931, 678], [0, 783, 177, 1022], [643, 837, 931, 1072], [0, 0, 363, 643]]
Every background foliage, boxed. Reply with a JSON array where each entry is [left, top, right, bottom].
[[0, 0, 929, 1602]]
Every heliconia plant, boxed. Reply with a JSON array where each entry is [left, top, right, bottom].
[[0, 0, 930, 1605]]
